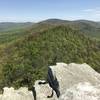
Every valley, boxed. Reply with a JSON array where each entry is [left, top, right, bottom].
[[0, 19, 99, 91]]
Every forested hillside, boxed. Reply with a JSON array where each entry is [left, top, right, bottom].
[[0, 19, 100, 46], [0, 23, 33, 45], [32, 19, 100, 38], [0, 26, 99, 90]]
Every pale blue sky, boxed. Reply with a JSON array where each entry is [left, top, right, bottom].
[[0, 0, 100, 22]]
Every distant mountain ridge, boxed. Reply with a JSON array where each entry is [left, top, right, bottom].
[[36, 19, 100, 38], [0, 19, 100, 38], [0, 22, 33, 32], [39, 19, 100, 26]]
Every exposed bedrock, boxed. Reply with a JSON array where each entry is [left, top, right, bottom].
[[0, 63, 100, 100], [48, 63, 100, 97]]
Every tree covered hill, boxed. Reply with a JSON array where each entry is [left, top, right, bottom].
[[0, 19, 100, 46], [31, 19, 100, 38], [0, 26, 99, 90], [0, 19, 100, 39], [0, 23, 34, 45]]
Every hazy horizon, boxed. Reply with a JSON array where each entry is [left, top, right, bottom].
[[0, 18, 100, 23]]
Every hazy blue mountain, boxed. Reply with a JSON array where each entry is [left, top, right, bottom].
[[0, 22, 33, 32], [35, 19, 100, 38]]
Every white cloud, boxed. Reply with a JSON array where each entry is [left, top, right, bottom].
[[83, 9, 94, 12], [81, 7, 100, 21], [83, 7, 100, 16]]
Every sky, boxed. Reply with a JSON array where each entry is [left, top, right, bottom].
[[0, 0, 100, 22]]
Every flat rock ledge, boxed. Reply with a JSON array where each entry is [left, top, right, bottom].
[[0, 63, 100, 100]]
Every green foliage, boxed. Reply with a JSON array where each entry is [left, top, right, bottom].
[[31, 19, 100, 38], [0, 26, 100, 91]]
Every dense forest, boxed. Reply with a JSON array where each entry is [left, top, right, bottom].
[[0, 23, 99, 91]]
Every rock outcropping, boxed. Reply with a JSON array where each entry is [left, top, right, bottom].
[[0, 87, 34, 100], [34, 80, 57, 100], [48, 63, 100, 97], [59, 82, 100, 100], [0, 63, 100, 100]]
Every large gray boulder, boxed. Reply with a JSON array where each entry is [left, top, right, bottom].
[[48, 63, 100, 97], [0, 87, 34, 100], [59, 82, 100, 100], [34, 80, 58, 100], [0, 63, 100, 100]]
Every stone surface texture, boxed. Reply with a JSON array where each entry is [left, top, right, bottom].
[[0, 63, 100, 100]]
